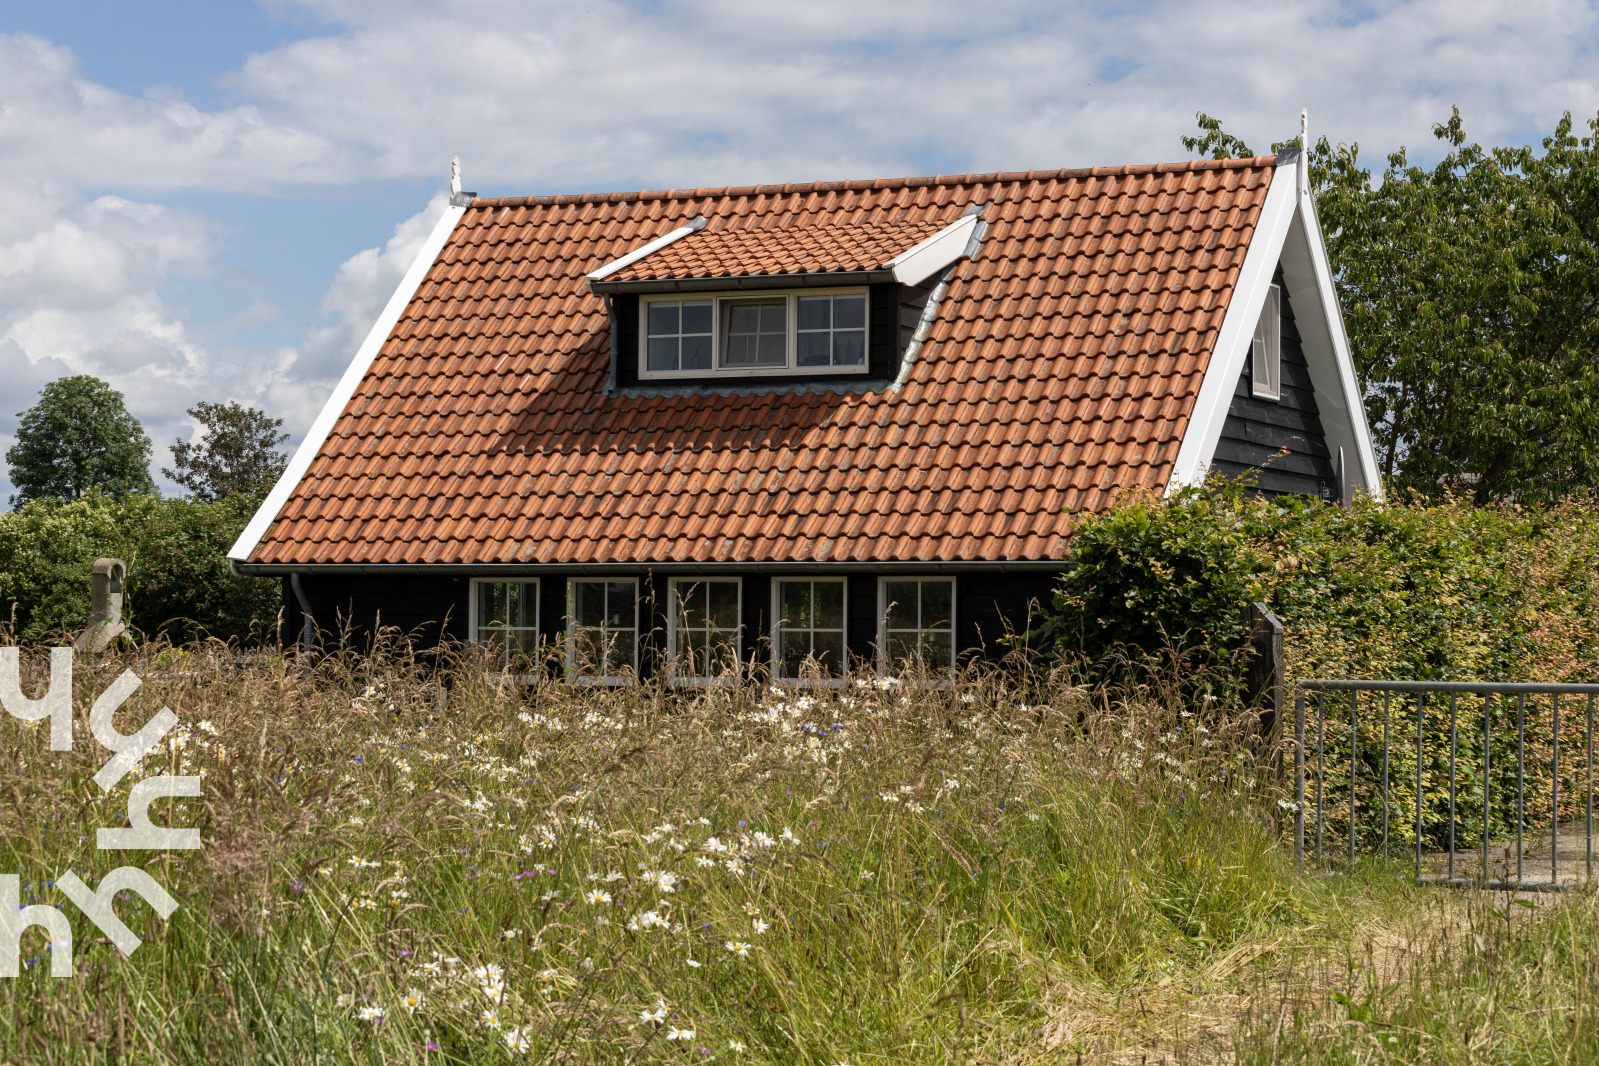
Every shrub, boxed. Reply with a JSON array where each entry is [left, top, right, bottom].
[[0, 491, 279, 644], [1037, 482, 1599, 848]]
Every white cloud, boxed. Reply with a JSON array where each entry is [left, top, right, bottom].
[[294, 193, 446, 383], [237, 0, 1599, 190], [0, 32, 343, 193]]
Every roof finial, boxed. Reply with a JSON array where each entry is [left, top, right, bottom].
[[451, 156, 461, 196], [1300, 108, 1308, 151]]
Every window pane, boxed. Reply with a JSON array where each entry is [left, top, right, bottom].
[[647, 336, 679, 372], [724, 334, 753, 365], [684, 629, 708, 677], [780, 580, 812, 628], [885, 581, 918, 631], [607, 632, 636, 675], [780, 631, 811, 678], [923, 630, 954, 671], [797, 296, 830, 331], [478, 581, 504, 629], [921, 580, 953, 630], [726, 303, 762, 334], [511, 582, 535, 628], [682, 334, 712, 370], [709, 581, 739, 629], [797, 332, 830, 367], [676, 582, 705, 630], [887, 632, 918, 665], [833, 330, 865, 366], [724, 300, 787, 368], [756, 333, 785, 366], [759, 303, 787, 333], [706, 628, 736, 673], [576, 582, 605, 627], [834, 295, 865, 330], [813, 632, 844, 674], [605, 582, 635, 628], [573, 627, 603, 674], [647, 302, 680, 335], [814, 582, 844, 629], [513, 627, 539, 660], [681, 301, 713, 334]]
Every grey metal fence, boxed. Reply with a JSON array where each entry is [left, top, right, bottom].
[[1294, 680, 1599, 890]]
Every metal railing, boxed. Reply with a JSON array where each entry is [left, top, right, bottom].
[[1294, 680, 1599, 890]]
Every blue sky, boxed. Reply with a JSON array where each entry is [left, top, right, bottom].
[[1, 0, 1596, 504]]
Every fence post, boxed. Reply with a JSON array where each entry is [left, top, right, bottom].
[[1245, 603, 1284, 738], [1295, 691, 1306, 866]]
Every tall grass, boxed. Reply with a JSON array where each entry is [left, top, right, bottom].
[[0, 639, 1589, 1064]]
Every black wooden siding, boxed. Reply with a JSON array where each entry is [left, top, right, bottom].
[[282, 570, 1059, 672], [1211, 265, 1338, 500]]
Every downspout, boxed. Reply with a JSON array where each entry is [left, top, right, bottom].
[[289, 572, 316, 656], [604, 294, 619, 396]]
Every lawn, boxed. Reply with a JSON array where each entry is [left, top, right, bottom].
[[1, 642, 1595, 1064]]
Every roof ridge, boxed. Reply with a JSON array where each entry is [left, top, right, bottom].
[[470, 156, 1279, 209]]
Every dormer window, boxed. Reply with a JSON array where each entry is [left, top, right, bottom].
[[640, 289, 870, 380]]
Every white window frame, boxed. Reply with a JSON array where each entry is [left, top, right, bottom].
[[877, 576, 957, 675], [565, 578, 640, 686], [468, 578, 541, 671], [638, 287, 872, 381], [1251, 282, 1282, 402], [769, 577, 849, 686], [666, 577, 743, 685]]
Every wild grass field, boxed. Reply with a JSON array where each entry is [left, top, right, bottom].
[[0, 642, 1596, 1065]]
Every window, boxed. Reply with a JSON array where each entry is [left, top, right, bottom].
[[796, 294, 866, 368], [880, 578, 955, 672], [646, 300, 713, 373], [722, 299, 787, 368], [1251, 283, 1282, 401], [669, 579, 741, 681], [568, 579, 638, 683], [639, 288, 870, 380], [773, 579, 847, 680], [472, 579, 540, 669]]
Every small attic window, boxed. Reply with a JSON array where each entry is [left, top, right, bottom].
[[639, 288, 871, 380], [1251, 283, 1282, 402]]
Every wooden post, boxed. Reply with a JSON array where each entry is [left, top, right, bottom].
[[1245, 601, 1284, 738]]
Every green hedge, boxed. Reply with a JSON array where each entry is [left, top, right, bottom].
[[0, 491, 281, 645], [1037, 481, 1599, 848]]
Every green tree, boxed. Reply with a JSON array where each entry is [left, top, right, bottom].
[[5, 375, 154, 506], [1185, 109, 1599, 503], [163, 401, 289, 502]]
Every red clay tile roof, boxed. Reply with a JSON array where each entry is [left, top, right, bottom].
[[249, 158, 1279, 567], [603, 219, 947, 282]]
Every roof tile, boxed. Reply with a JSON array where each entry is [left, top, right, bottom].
[[249, 158, 1277, 566]]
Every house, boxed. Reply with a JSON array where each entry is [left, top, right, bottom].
[[229, 148, 1380, 681]]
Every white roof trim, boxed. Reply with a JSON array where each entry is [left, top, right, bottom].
[[886, 212, 981, 286], [586, 216, 708, 284], [1291, 182, 1384, 500], [1165, 166, 1383, 499], [228, 202, 468, 563], [1167, 172, 1298, 489]]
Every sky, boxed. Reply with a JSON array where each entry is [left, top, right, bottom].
[[0, 0, 1596, 505]]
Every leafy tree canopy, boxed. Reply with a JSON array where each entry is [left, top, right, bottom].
[[163, 401, 289, 502], [5, 375, 154, 506], [1185, 109, 1599, 504]]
